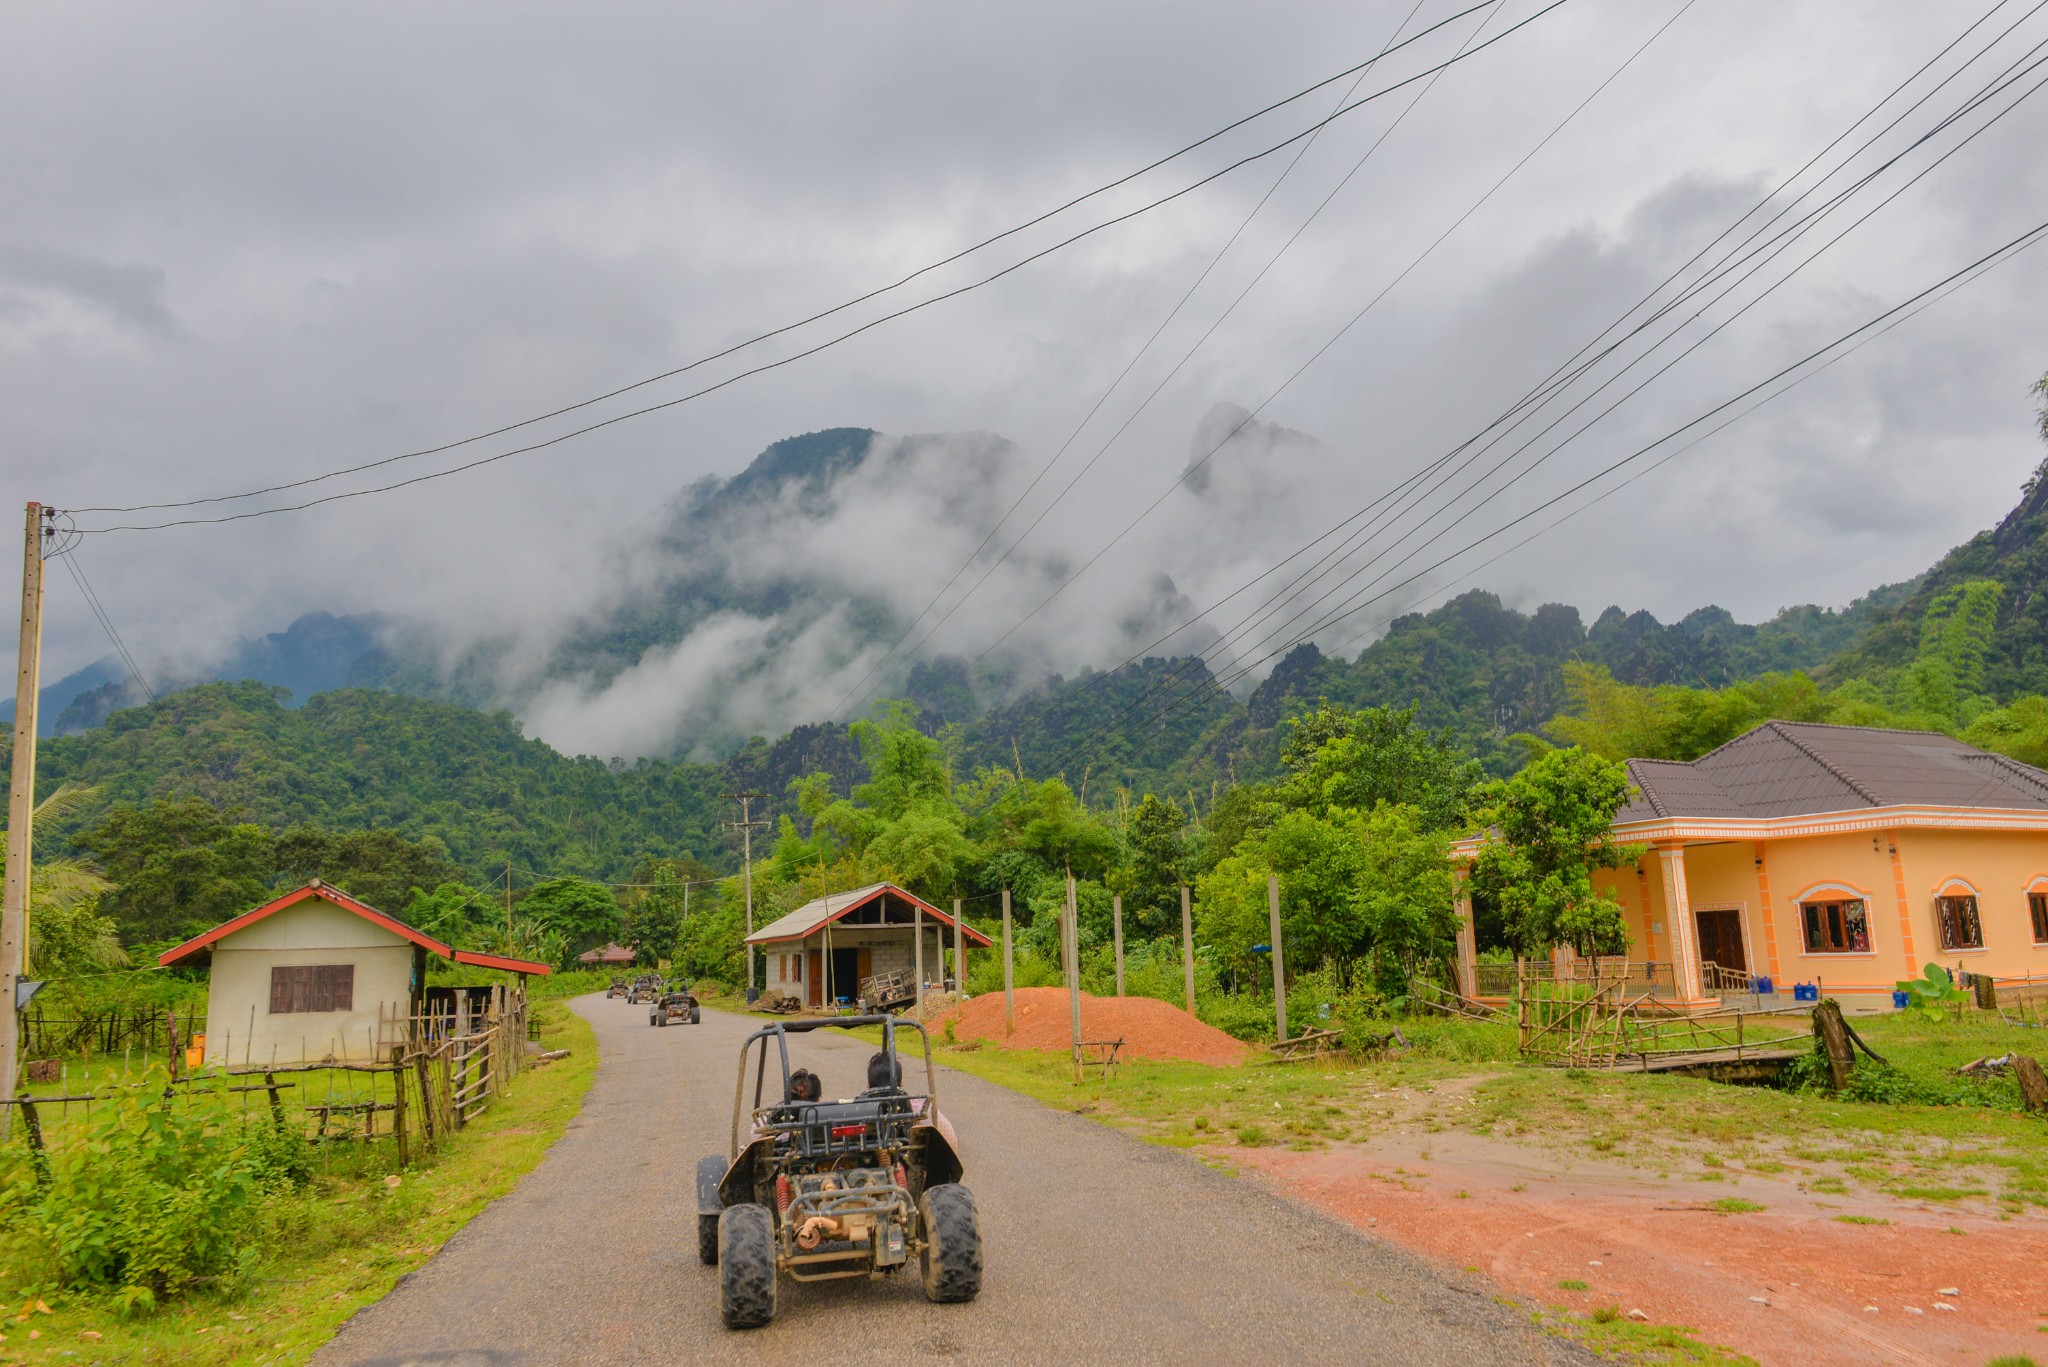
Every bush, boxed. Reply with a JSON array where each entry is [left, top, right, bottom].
[[0, 1088, 269, 1306]]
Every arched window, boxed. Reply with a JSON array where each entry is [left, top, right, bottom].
[[2027, 877, 2048, 945], [1933, 878, 1984, 951], [1795, 884, 1871, 954]]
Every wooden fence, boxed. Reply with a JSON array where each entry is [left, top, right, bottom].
[[2, 985, 531, 1167], [1513, 959, 1808, 1068]]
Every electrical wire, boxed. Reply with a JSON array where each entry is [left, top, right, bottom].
[[836, 0, 1538, 721], [49, 542, 157, 704], [1034, 218, 2048, 779], [67, 1, 1564, 532], [822, 0, 1446, 722], [998, 4, 2045, 773]]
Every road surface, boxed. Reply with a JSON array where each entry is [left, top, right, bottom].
[[317, 995, 1591, 1366]]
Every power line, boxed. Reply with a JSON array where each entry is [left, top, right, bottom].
[[68, 1, 1565, 533], [822, 0, 1445, 721], [49, 544, 156, 705], [1037, 217, 2048, 779], [1001, 3, 2044, 775], [970, 0, 2044, 676], [838, 0, 1535, 721]]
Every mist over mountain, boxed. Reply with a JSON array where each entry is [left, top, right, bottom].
[[33, 414, 1931, 772]]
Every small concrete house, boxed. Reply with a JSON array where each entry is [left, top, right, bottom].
[[748, 882, 993, 1009], [159, 880, 547, 1067], [1455, 722, 2048, 1011]]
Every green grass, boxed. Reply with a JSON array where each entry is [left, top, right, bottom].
[[1542, 1307, 1760, 1366], [1709, 1199, 1765, 1215], [1558, 1278, 1591, 1291], [1832, 1214, 1889, 1226], [0, 1004, 598, 1366]]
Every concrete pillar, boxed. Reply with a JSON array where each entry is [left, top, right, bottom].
[[1659, 844, 1712, 1007], [1455, 888, 1478, 998]]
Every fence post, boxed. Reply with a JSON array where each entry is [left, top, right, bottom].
[[393, 1056, 409, 1168], [1180, 886, 1196, 1016]]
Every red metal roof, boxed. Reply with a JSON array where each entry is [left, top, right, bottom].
[[158, 881, 454, 968], [453, 950, 552, 976], [576, 942, 637, 964]]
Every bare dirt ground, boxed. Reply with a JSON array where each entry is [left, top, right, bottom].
[[1232, 1120, 2048, 1367]]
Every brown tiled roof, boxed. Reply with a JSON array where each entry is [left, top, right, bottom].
[[1615, 721, 2048, 822]]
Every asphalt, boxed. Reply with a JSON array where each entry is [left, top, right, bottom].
[[315, 994, 1594, 1367]]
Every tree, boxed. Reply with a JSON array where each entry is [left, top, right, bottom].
[[1467, 748, 1641, 956], [627, 867, 687, 966], [73, 797, 274, 943], [1350, 803, 1457, 993], [405, 882, 499, 950], [1276, 702, 1482, 831], [1196, 809, 1368, 984], [271, 825, 462, 914], [514, 877, 622, 963], [1109, 794, 1188, 938]]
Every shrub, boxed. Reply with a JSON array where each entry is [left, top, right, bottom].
[[0, 1087, 270, 1305]]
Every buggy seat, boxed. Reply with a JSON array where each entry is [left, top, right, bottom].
[[768, 1095, 916, 1159]]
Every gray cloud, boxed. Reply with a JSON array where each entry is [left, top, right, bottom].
[[3, 0, 2045, 756]]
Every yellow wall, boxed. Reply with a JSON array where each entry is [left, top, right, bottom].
[[1595, 826, 2048, 1001]]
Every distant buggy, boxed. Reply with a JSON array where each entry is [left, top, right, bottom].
[[650, 986, 701, 1027], [698, 1016, 981, 1329], [626, 974, 663, 1004], [606, 978, 628, 999]]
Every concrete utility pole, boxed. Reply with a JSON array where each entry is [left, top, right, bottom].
[[2, 504, 49, 1126], [953, 897, 966, 993], [1066, 874, 1082, 1083], [504, 859, 513, 937], [1180, 885, 1196, 1015], [1112, 895, 1125, 997], [913, 898, 924, 1018], [1268, 874, 1287, 1043], [1001, 888, 1014, 1036], [724, 792, 767, 994]]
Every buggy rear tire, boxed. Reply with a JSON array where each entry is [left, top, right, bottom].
[[691, 1008, 701, 1025], [698, 1211, 720, 1265], [919, 1183, 982, 1303], [718, 1204, 777, 1328]]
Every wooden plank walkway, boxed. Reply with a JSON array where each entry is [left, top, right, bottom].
[[1623, 1046, 1805, 1074]]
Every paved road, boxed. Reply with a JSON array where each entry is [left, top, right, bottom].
[[318, 995, 1591, 1367]]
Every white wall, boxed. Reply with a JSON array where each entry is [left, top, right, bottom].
[[200, 898, 417, 1067]]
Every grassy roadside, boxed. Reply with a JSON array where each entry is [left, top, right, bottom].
[[0, 1003, 598, 1367], [883, 1011, 2045, 1367]]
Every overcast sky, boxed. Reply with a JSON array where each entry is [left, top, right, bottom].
[[5, 0, 2047, 750]]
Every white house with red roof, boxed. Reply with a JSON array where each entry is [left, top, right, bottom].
[[159, 879, 547, 1068]]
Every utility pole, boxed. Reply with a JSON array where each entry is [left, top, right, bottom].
[[1001, 888, 1014, 1036], [2, 504, 50, 1128], [1268, 874, 1287, 1044], [504, 859, 513, 937], [724, 792, 768, 995]]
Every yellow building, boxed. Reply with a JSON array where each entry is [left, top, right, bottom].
[[1455, 722, 2048, 1011]]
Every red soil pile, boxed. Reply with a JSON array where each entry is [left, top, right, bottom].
[[933, 987, 1250, 1066]]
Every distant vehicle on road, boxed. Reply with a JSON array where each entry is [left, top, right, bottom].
[[626, 974, 663, 1004], [606, 978, 628, 999], [699, 1016, 980, 1328], [650, 986, 701, 1027]]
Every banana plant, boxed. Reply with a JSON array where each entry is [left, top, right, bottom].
[[1894, 962, 1969, 1022]]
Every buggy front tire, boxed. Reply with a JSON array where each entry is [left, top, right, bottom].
[[919, 1183, 982, 1303], [691, 1008, 702, 1025], [718, 1204, 777, 1329]]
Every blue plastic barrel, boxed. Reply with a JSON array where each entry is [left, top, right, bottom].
[[1753, 976, 1774, 996]]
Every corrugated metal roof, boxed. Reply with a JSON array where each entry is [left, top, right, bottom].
[[1616, 721, 2048, 823], [746, 882, 995, 947]]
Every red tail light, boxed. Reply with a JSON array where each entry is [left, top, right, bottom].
[[830, 1123, 866, 1138]]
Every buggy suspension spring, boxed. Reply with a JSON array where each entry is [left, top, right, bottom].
[[776, 1174, 793, 1213]]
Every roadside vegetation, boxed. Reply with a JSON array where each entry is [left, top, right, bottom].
[[0, 1001, 595, 1367]]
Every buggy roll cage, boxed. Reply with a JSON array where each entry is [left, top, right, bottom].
[[729, 1015, 938, 1161]]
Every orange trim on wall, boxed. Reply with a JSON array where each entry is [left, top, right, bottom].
[[1887, 837, 1918, 965], [1931, 875, 1980, 897], [1753, 841, 1781, 982]]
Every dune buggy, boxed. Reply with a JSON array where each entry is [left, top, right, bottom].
[[606, 978, 628, 999], [627, 975, 663, 1005], [651, 986, 701, 1027], [697, 1016, 981, 1329]]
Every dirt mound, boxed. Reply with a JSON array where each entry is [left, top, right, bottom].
[[933, 987, 1250, 1066]]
